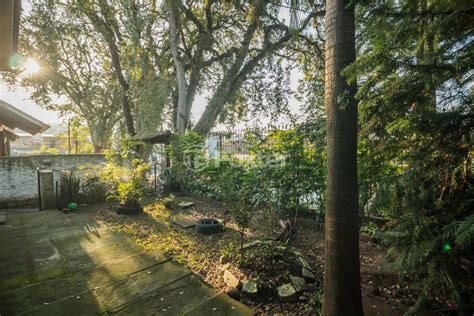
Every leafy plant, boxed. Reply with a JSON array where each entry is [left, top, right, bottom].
[[100, 151, 150, 207], [220, 241, 241, 264], [348, 0, 474, 310], [306, 290, 323, 314], [171, 125, 326, 218], [229, 202, 254, 256], [159, 194, 178, 209], [34, 144, 59, 155], [80, 174, 107, 203], [59, 172, 80, 208], [116, 176, 146, 207], [159, 168, 181, 193], [360, 222, 378, 236]]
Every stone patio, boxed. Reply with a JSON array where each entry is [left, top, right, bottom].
[[0, 209, 253, 315]]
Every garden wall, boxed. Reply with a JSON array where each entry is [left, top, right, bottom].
[[0, 154, 105, 208]]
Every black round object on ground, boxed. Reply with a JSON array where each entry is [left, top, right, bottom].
[[195, 218, 222, 235], [116, 204, 143, 215]]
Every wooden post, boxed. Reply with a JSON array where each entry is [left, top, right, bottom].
[[0, 130, 5, 157], [165, 141, 171, 168], [37, 168, 42, 211], [68, 120, 71, 154], [38, 170, 55, 210]]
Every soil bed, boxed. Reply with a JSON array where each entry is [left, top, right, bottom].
[[95, 195, 414, 315]]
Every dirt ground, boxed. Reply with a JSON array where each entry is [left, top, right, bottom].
[[95, 194, 416, 315]]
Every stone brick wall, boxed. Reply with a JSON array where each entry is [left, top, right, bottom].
[[0, 154, 105, 208]]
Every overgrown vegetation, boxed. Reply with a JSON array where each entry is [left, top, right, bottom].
[[5, 0, 472, 313], [350, 0, 474, 312], [99, 142, 151, 207], [168, 125, 326, 217]]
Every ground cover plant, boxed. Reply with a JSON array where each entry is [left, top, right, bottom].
[[4, 0, 472, 314], [96, 195, 416, 315]]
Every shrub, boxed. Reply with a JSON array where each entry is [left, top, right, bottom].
[[116, 176, 146, 207], [99, 147, 151, 207], [58, 172, 80, 208], [169, 126, 326, 217], [80, 174, 107, 203], [158, 194, 178, 209], [377, 111, 474, 312]]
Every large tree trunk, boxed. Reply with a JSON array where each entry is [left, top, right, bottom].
[[106, 39, 135, 136], [322, 0, 363, 315], [193, 16, 260, 135], [82, 1, 136, 136], [168, 0, 188, 135], [87, 120, 112, 153], [193, 80, 234, 135], [192, 1, 319, 135]]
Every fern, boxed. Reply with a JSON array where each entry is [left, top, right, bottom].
[[454, 214, 474, 251]]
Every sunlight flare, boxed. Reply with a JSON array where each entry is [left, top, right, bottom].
[[22, 58, 40, 75]]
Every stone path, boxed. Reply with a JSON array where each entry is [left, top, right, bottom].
[[0, 209, 253, 315]]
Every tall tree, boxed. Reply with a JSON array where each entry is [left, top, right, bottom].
[[349, 0, 473, 312], [165, 0, 324, 135], [168, 0, 188, 134], [322, 0, 363, 314], [75, 0, 172, 137], [78, 0, 136, 136], [6, 1, 120, 152]]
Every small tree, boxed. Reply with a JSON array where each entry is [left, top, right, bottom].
[[230, 202, 253, 257]]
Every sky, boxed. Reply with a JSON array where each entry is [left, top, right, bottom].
[[0, 0, 59, 125], [0, 81, 60, 124], [0, 78, 238, 127], [0, 66, 303, 131]]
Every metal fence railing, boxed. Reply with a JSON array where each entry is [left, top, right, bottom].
[[205, 125, 295, 162]]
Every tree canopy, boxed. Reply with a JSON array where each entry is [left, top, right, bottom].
[[2, 0, 472, 313]]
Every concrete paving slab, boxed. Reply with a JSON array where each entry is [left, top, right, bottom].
[[0, 254, 31, 290], [173, 216, 198, 228], [97, 260, 191, 312], [0, 236, 65, 292], [20, 291, 102, 316], [16, 211, 62, 229], [0, 224, 47, 240], [115, 274, 216, 315], [0, 251, 168, 315], [0, 208, 254, 315], [183, 292, 254, 316]]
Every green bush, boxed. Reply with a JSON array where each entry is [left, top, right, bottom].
[[116, 176, 146, 207], [80, 174, 107, 203], [158, 194, 178, 209], [100, 148, 151, 207], [170, 126, 326, 217]]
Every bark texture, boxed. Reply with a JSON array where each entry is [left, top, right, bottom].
[[192, 7, 322, 135], [83, 0, 136, 136], [87, 118, 114, 153], [168, 0, 188, 134], [322, 0, 363, 315]]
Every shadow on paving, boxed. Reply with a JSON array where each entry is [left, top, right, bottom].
[[0, 209, 253, 315]]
